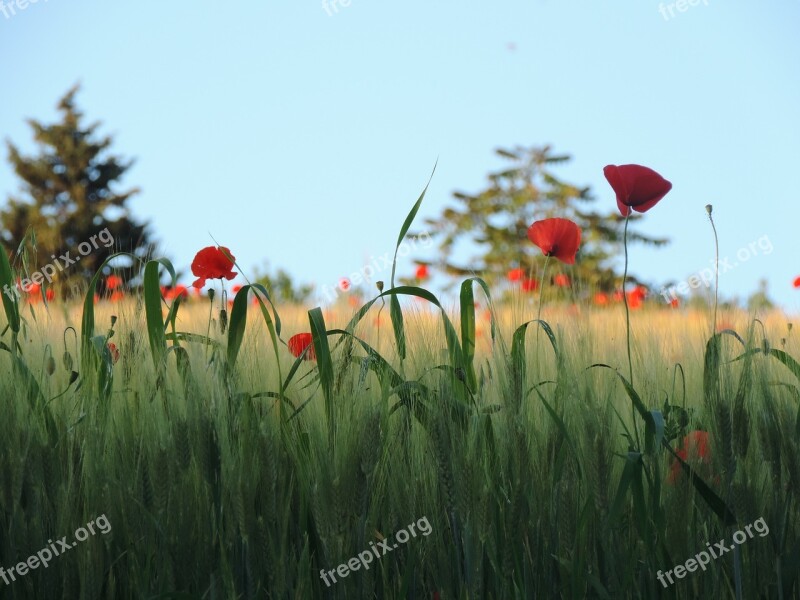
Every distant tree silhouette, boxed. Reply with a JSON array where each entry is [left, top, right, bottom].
[[2, 84, 156, 297]]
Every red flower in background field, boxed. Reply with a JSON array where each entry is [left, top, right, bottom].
[[554, 274, 570, 287], [603, 164, 672, 216], [670, 298, 680, 309], [163, 285, 189, 301], [339, 278, 351, 291], [527, 218, 581, 264], [668, 430, 711, 484], [594, 292, 609, 306], [232, 284, 243, 294], [191, 246, 237, 289], [106, 274, 123, 290], [288, 333, 316, 361], [794, 276, 800, 289], [507, 268, 524, 282], [416, 264, 429, 280], [107, 342, 120, 364], [110, 291, 125, 302], [521, 278, 538, 293], [627, 286, 647, 309]]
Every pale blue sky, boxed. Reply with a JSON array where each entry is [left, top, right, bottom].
[[1, 1, 798, 310]]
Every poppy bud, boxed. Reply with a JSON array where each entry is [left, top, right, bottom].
[[219, 309, 228, 334], [69, 371, 79, 385], [110, 315, 117, 328], [788, 323, 793, 332], [762, 338, 770, 354], [705, 204, 713, 215], [46, 356, 56, 376], [376, 281, 384, 293], [208, 288, 215, 302], [63, 351, 74, 371]]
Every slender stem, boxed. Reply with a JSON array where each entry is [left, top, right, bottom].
[[622, 212, 641, 449], [205, 290, 213, 360], [536, 255, 552, 327], [707, 208, 719, 337], [534, 255, 552, 377], [622, 213, 633, 386]]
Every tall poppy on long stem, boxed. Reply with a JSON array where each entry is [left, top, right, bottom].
[[527, 218, 581, 370], [603, 164, 671, 388]]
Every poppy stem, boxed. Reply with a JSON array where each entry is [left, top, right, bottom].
[[622, 212, 640, 449], [622, 213, 633, 387], [706, 205, 719, 337], [535, 254, 552, 375], [536, 255, 551, 326]]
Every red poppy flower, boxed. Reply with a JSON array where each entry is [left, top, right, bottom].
[[232, 284, 243, 295], [110, 291, 125, 302], [339, 278, 351, 291], [629, 286, 647, 301], [554, 274, 570, 287], [603, 164, 672, 217], [288, 333, 316, 361], [106, 275, 123, 290], [594, 292, 609, 306], [107, 342, 120, 364], [521, 278, 538, 292], [507, 268, 524, 282], [164, 285, 189, 300], [527, 218, 581, 264], [669, 298, 680, 309], [45, 288, 55, 301], [668, 430, 711, 484], [794, 276, 800, 289], [191, 246, 237, 289], [416, 264, 429, 280]]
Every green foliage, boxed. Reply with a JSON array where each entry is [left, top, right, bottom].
[[252, 262, 313, 304], [0, 179, 796, 599], [421, 145, 669, 291], [2, 85, 156, 295]]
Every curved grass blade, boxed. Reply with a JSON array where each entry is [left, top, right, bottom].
[[0, 242, 20, 334], [143, 258, 177, 376], [388, 161, 437, 359], [309, 307, 335, 440], [662, 438, 736, 525], [459, 277, 495, 391]]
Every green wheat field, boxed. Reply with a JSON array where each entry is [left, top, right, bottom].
[[1, 208, 799, 600]]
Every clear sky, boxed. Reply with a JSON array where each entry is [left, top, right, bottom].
[[1, 1, 798, 311]]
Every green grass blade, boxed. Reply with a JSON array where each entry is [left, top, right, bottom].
[[389, 160, 437, 287], [308, 307, 335, 440], [143, 259, 176, 375], [0, 243, 20, 334]]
